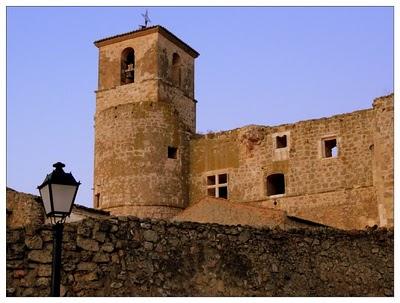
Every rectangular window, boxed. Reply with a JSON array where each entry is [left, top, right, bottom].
[[267, 174, 285, 196], [276, 135, 287, 148], [168, 146, 178, 159], [322, 138, 338, 158], [206, 173, 229, 199]]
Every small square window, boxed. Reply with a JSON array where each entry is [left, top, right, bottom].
[[168, 146, 178, 159], [322, 138, 338, 158], [206, 172, 229, 199], [276, 135, 287, 148]]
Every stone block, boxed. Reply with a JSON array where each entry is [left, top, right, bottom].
[[93, 252, 110, 263], [25, 235, 43, 250], [36, 277, 50, 288], [28, 249, 52, 263], [93, 231, 106, 243], [143, 242, 153, 250], [13, 269, 26, 278], [77, 236, 99, 252], [111, 281, 123, 289], [77, 225, 92, 237], [143, 230, 158, 242], [37, 265, 52, 277], [101, 242, 115, 253], [77, 262, 97, 271], [75, 271, 98, 282]]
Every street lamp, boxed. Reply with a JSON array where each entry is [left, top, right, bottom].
[[38, 162, 80, 297]]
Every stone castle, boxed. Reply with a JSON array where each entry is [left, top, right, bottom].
[[92, 25, 393, 230], [6, 24, 394, 297]]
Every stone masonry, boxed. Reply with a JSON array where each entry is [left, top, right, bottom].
[[92, 25, 393, 230], [6, 216, 394, 297], [93, 26, 198, 219]]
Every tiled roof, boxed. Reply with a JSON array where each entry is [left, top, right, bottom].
[[94, 25, 199, 58]]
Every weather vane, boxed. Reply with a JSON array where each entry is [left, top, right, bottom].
[[139, 9, 151, 29]]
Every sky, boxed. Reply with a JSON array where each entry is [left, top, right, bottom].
[[6, 7, 393, 208]]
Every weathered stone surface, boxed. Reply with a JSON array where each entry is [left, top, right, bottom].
[[92, 252, 110, 263], [36, 277, 50, 288], [77, 237, 99, 252], [37, 265, 52, 277], [25, 235, 43, 250], [7, 216, 394, 297], [77, 262, 97, 271], [143, 230, 158, 242], [111, 282, 123, 289], [75, 271, 98, 282], [93, 231, 106, 243], [77, 225, 92, 237], [13, 269, 26, 278], [143, 242, 153, 250], [238, 231, 251, 243], [101, 242, 114, 253], [28, 250, 52, 263]]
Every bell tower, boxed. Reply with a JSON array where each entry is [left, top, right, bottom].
[[93, 26, 199, 218]]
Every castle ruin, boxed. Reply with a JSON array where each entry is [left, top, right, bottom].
[[93, 25, 393, 230]]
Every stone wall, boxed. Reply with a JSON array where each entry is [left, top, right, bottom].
[[7, 216, 393, 297], [372, 94, 394, 227], [189, 94, 394, 229], [249, 187, 377, 230], [6, 187, 45, 230], [6, 188, 110, 229]]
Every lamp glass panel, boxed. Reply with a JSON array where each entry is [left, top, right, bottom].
[[39, 185, 52, 215], [51, 184, 77, 213]]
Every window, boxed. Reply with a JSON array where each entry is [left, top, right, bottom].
[[267, 173, 285, 196], [276, 135, 287, 148], [322, 137, 338, 158], [172, 53, 181, 87], [121, 48, 135, 85], [272, 131, 290, 161], [168, 146, 178, 159], [207, 173, 228, 199]]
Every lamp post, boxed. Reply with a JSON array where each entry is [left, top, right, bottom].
[[37, 162, 80, 297]]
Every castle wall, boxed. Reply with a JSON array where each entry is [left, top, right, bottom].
[[6, 217, 394, 297], [248, 187, 377, 230], [372, 95, 394, 227], [94, 101, 190, 218], [189, 96, 393, 229]]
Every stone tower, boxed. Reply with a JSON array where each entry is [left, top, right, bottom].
[[93, 26, 199, 218]]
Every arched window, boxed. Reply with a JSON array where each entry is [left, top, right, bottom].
[[121, 48, 135, 85], [171, 52, 181, 87], [267, 173, 285, 196]]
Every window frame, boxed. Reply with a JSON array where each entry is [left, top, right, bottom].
[[321, 136, 339, 159], [206, 172, 229, 199], [266, 173, 286, 197]]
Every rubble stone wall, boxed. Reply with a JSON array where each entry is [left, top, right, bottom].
[[7, 217, 393, 297]]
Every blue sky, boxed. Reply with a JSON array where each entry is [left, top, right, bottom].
[[6, 7, 393, 207]]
